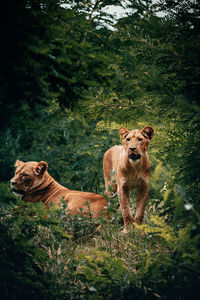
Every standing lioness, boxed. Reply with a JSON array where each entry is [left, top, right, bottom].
[[103, 126, 154, 233], [10, 160, 108, 217]]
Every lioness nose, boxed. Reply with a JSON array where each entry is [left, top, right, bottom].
[[129, 147, 136, 152], [10, 180, 17, 186]]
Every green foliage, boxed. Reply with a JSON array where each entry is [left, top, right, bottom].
[[0, 130, 21, 181], [75, 250, 134, 300], [0, 0, 200, 298], [134, 212, 200, 299], [22, 109, 116, 193], [0, 197, 52, 298], [1, 178, 200, 299], [0, 0, 121, 129]]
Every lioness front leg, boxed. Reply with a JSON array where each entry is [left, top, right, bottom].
[[105, 178, 117, 197], [135, 185, 149, 225], [118, 184, 133, 233]]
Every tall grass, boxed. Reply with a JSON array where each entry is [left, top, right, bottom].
[[0, 179, 199, 299]]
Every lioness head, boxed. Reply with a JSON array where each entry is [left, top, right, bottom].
[[119, 126, 154, 161], [10, 160, 48, 195]]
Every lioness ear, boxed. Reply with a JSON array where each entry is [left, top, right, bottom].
[[34, 161, 48, 176], [15, 159, 24, 167], [141, 126, 154, 140], [119, 127, 129, 140]]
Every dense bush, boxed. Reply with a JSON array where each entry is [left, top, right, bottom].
[[1, 179, 199, 299], [0, 0, 199, 298]]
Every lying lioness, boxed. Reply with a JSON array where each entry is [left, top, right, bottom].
[[103, 126, 154, 233], [10, 160, 108, 217]]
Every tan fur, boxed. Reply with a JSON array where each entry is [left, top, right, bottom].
[[103, 126, 154, 233], [10, 160, 108, 218]]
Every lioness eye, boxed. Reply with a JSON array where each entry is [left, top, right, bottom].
[[138, 138, 143, 141], [126, 138, 130, 141], [22, 173, 28, 177]]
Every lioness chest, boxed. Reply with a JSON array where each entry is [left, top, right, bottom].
[[118, 169, 145, 189], [115, 157, 149, 190]]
